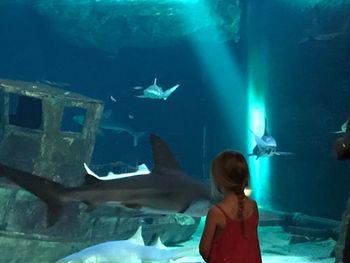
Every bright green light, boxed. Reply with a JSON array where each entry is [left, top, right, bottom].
[[245, 0, 272, 209], [247, 91, 270, 207]]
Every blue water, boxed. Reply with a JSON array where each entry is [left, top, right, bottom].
[[0, 0, 349, 262]]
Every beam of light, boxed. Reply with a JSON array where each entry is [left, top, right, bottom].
[[184, 1, 245, 148], [246, 1, 271, 208], [247, 95, 270, 207]]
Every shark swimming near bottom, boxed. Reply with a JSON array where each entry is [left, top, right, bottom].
[[73, 110, 145, 147], [55, 226, 196, 263], [0, 134, 211, 226], [249, 119, 293, 159]]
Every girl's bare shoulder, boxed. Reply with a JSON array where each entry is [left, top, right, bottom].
[[207, 204, 225, 219]]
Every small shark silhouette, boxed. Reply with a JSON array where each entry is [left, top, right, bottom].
[[249, 119, 293, 159], [56, 226, 196, 263], [136, 78, 179, 100], [298, 17, 349, 45], [0, 134, 211, 226], [73, 110, 145, 147], [84, 163, 150, 180], [331, 120, 348, 134]]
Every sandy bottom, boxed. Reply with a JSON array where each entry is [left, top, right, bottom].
[[175, 218, 336, 263]]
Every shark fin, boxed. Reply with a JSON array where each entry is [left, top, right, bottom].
[[150, 134, 183, 174], [275, 151, 294, 155], [332, 130, 345, 134], [0, 163, 65, 227], [128, 226, 145, 246], [263, 118, 269, 137], [84, 163, 99, 178], [83, 163, 103, 184], [251, 131, 268, 149], [132, 131, 146, 147], [154, 78, 157, 85], [153, 237, 167, 250], [163, 84, 179, 100]]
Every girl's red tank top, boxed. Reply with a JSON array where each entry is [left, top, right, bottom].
[[208, 205, 262, 263]]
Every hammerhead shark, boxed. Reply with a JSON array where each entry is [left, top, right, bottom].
[[74, 110, 145, 147], [56, 226, 196, 263], [0, 134, 211, 226], [136, 78, 179, 100], [249, 119, 293, 159]]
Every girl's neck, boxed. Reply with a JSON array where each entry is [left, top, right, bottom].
[[223, 191, 246, 200]]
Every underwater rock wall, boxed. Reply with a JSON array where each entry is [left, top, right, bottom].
[[35, 0, 241, 54]]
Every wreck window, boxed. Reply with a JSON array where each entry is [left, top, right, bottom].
[[9, 93, 43, 130], [61, 106, 87, 133]]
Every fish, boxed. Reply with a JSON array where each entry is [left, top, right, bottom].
[[110, 95, 117, 102], [298, 17, 350, 45], [84, 163, 150, 180], [41, 79, 71, 88], [136, 78, 179, 100], [73, 110, 145, 147], [0, 134, 212, 226], [249, 119, 293, 159], [298, 31, 348, 45], [132, 86, 143, 90], [331, 120, 348, 134], [55, 226, 197, 263]]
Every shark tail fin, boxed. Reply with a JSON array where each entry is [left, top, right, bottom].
[[0, 163, 66, 227], [132, 132, 146, 147]]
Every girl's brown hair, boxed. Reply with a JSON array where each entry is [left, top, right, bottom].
[[211, 150, 250, 238]]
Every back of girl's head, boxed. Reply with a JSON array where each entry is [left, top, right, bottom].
[[211, 150, 249, 194]]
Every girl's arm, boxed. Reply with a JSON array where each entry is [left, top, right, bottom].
[[199, 207, 219, 262]]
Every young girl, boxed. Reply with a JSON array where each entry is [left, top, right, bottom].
[[199, 150, 262, 263]]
